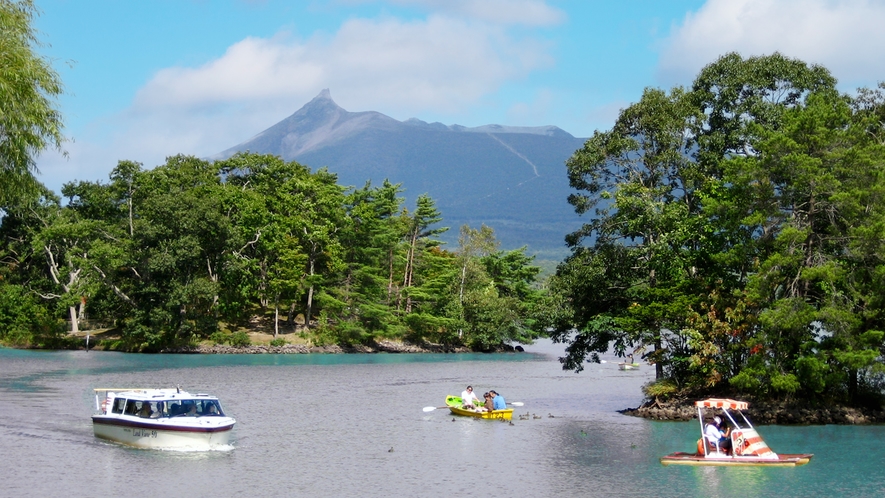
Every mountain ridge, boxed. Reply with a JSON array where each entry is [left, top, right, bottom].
[[215, 90, 586, 255]]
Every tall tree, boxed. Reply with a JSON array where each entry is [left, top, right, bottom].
[[0, 0, 65, 206], [552, 86, 703, 377], [401, 194, 447, 313]]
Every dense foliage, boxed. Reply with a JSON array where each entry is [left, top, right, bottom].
[[0, 153, 542, 351], [544, 53, 885, 406], [0, 0, 65, 206]]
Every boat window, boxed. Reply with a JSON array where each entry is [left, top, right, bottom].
[[168, 402, 184, 416], [126, 399, 147, 415], [199, 400, 224, 416], [111, 398, 126, 414]]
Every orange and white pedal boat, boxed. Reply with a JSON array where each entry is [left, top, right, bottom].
[[660, 398, 813, 467]]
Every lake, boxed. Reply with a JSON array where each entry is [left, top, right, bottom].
[[0, 340, 882, 497]]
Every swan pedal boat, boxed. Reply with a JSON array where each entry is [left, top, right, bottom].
[[445, 395, 514, 420], [660, 398, 813, 467], [92, 388, 236, 450]]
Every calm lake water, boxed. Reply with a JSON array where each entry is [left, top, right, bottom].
[[1, 340, 883, 498]]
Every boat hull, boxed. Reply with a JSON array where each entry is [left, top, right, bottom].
[[92, 416, 234, 450], [618, 363, 640, 370], [445, 395, 513, 420], [448, 405, 514, 420], [660, 452, 813, 467]]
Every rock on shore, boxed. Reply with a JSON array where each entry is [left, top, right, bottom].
[[620, 399, 885, 425]]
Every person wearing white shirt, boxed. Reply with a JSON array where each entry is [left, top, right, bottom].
[[460, 386, 480, 410]]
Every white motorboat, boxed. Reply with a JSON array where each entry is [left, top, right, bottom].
[[92, 388, 236, 450]]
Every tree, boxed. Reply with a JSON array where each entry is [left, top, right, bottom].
[[401, 194, 447, 313], [549, 53, 885, 404], [0, 0, 65, 206], [552, 86, 704, 377]]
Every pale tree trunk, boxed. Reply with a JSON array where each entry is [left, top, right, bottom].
[[655, 337, 664, 380], [305, 259, 315, 329], [68, 306, 79, 334], [396, 230, 418, 313], [387, 248, 396, 307], [207, 258, 219, 309], [259, 260, 268, 309], [44, 246, 83, 334], [80, 296, 89, 351], [273, 294, 280, 338]]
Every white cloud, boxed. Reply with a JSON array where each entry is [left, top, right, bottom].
[[136, 15, 550, 114], [657, 0, 885, 89]]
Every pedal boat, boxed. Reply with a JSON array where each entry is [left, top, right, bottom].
[[92, 388, 236, 450], [445, 395, 513, 420], [660, 398, 813, 467]]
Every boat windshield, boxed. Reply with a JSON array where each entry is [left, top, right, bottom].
[[113, 398, 225, 417]]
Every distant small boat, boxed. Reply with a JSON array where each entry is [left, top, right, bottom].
[[660, 398, 813, 467], [618, 354, 640, 370], [445, 395, 513, 420], [92, 388, 236, 450]]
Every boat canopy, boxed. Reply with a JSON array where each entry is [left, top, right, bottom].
[[694, 398, 749, 411]]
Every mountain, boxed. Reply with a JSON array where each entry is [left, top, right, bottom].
[[214, 89, 586, 255]]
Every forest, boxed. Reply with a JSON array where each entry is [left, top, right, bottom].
[[0, 152, 543, 352]]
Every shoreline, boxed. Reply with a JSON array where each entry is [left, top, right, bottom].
[[620, 399, 885, 425], [158, 340, 519, 354]]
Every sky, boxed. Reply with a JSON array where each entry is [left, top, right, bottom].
[[31, 0, 885, 195]]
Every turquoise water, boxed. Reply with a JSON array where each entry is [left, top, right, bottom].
[[1, 342, 883, 497]]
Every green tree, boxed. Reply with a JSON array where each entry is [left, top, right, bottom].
[[401, 194, 447, 313], [0, 0, 65, 206], [550, 53, 885, 405], [552, 86, 704, 377]]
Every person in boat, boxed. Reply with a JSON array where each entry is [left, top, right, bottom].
[[138, 402, 153, 418], [490, 390, 507, 411], [185, 404, 198, 416], [704, 416, 732, 453], [461, 386, 480, 410], [483, 392, 494, 412], [626, 353, 634, 365]]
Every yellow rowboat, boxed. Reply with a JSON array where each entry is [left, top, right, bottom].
[[445, 395, 513, 420], [660, 398, 813, 467]]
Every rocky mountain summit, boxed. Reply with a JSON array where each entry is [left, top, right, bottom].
[[215, 90, 587, 253]]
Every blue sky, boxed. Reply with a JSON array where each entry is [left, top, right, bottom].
[[33, 0, 885, 194]]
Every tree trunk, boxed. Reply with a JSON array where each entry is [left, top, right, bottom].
[[286, 301, 297, 326], [259, 260, 268, 309], [68, 305, 79, 334], [305, 259, 315, 329], [655, 337, 664, 380], [273, 295, 280, 338]]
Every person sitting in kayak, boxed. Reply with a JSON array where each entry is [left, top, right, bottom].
[[704, 416, 731, 454], [490, 390, 507, 411], [483, 392, 494, 412], [461, 386, 481, 410]]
